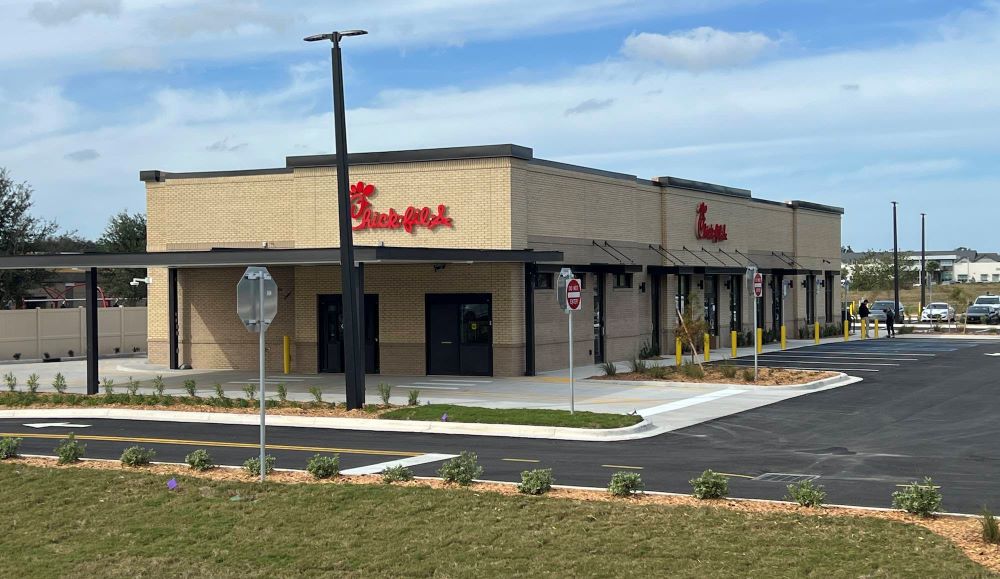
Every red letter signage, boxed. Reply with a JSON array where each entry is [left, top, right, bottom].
[[349, 181, 453, 234], [696, 202, 728, 242]]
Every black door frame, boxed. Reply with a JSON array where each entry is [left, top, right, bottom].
[[317, 293, 379, 374], [650, 274, 661, 355], [593, 273, 606, 363], [425, 293, 493, 376]]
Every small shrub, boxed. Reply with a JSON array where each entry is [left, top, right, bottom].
[[518, 468, 554, 495], [152, 375, 165, 396], [608, 471, 644, 497], [638, 339, 657, 359], [183, 379, 197, 397], [646, 365, 670, 380], [26, 373, 40, 394], [214, 383, 226, 400], [718, 361, 738, 379], [55, 433, 85, 464], [127, 377, 140, 396], [242, 384, 256, 401], [306, 454, 340, 479], [628, 357, 649, 374], [308, 386, 323, 403], [52, 373, 68, 394], [786, 480, 827, 507], [381, 465, 415, 483], [185, 449, 214, 471], [690, 469, 729, 499], [377, 383, 392, 405], [0, 436, 22, 459], [243, 455, 276, 477], [600, 361, 618, 377], [679, 362, 705, 380], [438, 451, 483, 486], [741, 368, 755, 382], [4, 372, 16, 392], [120, 445, 156, 467], [101, 378, 115, 395], [892, 477, 942, 517], [982, 508, 1000, 544], [276, 383, 288, 403], [407, 389, 420, 406]]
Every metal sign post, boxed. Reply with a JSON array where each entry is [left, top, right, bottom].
[[748, 267, 761, 381], [558, 268, 582, 414], [237, 266, 278, 482]]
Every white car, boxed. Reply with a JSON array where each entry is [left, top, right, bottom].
[[920, 302, 955, 322], [973, 294, 1000, 314]]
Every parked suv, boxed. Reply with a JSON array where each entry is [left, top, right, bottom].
[[973, 294, 1000, 314], [965, 305, 1000, 324], [867, 300, 906, 323], [920, 302, 955, 322]]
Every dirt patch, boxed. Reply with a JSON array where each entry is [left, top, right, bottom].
[[594, 366, 837, 386], [7, 456, 999, 574]]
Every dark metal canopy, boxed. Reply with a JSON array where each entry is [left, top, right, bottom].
[[0, 246, 563, 270]]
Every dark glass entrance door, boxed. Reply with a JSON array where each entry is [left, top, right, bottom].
[[593, 273, 605, 364], [317, 294, 379, 374], [426, 294, 492, 376]]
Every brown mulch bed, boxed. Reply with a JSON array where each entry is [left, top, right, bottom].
[[7, 456, 999, 574], [4, 401, 396, 418], [594, 366, 838, 386]]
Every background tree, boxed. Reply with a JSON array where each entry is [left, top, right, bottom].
[[98, 211, 147, 306], [0, 168, 57, 308], [925, 260, 941, 284], [675, 293, 708, 364]]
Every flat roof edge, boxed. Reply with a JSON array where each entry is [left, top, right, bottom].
[[791, 200, 845, 215], [285, 144, 533, 168], [655, 176, 752, 199], [139, 168, 292, 182]]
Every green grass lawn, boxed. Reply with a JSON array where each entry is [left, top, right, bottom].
[[380, 404, 643, 428], [0, 464, 990, 578]]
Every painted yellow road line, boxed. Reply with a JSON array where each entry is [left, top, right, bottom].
[[502, 458, 540, 463], [0, 432, 420, 457], [601, 464, 643, 470], [716, 472, 755, 479]]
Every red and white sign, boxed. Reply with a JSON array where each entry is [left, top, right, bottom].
[[753, 272, 763, 298], [696, 202, 728, 242], [349, 181, 453, 234], [566, 278, 582, 311]]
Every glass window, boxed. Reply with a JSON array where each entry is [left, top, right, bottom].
[[981, 274, 989, 282], [613, 273, 633, 289], [533, 273, 553, 290], [460, 303, 490, 344], [994, 274, 1000, 282]]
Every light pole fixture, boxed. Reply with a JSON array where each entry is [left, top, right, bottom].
[[892, 201, 900, 320], [305, 29, 368, 410], [920, 212, 926, 310]]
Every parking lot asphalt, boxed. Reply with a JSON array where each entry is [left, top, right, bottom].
[[3, 337, 999, 514]]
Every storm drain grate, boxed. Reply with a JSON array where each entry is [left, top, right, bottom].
[[753, 473, 819, 484]]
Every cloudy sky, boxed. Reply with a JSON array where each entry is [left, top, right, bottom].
[[1, 0, 998, 251]]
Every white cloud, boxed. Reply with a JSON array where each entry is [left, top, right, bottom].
[[565, 98, 615, 115], [64, 148, 100, 161], [29, 0, 120, 26], [622, 27, 778, 71]]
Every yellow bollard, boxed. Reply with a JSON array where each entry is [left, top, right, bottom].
[[814, 322, 820, 344], [780, 325, 786, 350], [283, 335, 291, 374], [861, 318, 868, 339], [675, 337, 682, 366], [756, 328, 763, 354], [731, 330, 738, 358], [843, 320, 849, 341], [874, 318, 880, 338], [704, 333, 710, 362]]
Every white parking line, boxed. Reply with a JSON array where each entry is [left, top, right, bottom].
[[639, 388, 746, 418], [755, 358, 900, 366], [761, 354, 919, 361], [428, 379, 493, 383], [340, 453, 458, 475], [811, 351, 936, 356], [726, 361, 880, 372], [406, 384, 462, 390]]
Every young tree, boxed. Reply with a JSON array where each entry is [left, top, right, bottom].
[[98, 211, 147, 306], [675, 292, 709, 364], [0, 168, 57, 308]]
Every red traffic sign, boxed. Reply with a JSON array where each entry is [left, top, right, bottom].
[[753, 272, 764, 298], [566, 278, 582, 311]]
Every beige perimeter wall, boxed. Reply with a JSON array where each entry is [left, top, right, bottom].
[[0, 307, 147, 361]]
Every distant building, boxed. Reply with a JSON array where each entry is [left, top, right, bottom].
[[954, 253, 1000, 283], [841, 249, 984, 284]]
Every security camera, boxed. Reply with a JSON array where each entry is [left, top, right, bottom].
[[130, 276, 153, 286]]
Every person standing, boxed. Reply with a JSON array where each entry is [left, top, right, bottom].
[[858, 299, 870, 336], [884, 307, 896, 338]]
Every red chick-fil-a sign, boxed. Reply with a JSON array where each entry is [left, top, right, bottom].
[[696, 202, 728, 242], [349, 181, 453, 234]]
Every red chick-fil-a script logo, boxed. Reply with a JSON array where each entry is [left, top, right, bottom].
[[349, 181, 453, 234], [696, 202, 728, 242]]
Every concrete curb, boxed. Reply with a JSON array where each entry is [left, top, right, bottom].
[[0, 408, 664, 442], [587, 372, 854, 392]]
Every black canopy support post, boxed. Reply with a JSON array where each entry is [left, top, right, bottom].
[[168, 268, 179, 370], [355, 262, 365, 388], [524, 263, 537, 376], [85, 267, 99, 395]]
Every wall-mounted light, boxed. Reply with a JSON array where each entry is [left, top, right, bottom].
[[801, 279, 808, 288], [433, 263, 447, 272], [697, 279, 704, 289], [818, 279, 826, 287], [639, 282, 646, 293], [724, 279, 732, 290]]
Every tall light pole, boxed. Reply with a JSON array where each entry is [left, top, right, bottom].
[[306, 29, 368, 410], [892, 201, 900, 320], [920, 212, 926, 311]]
